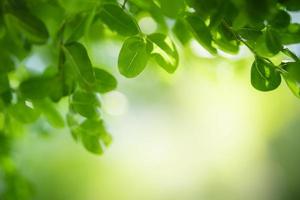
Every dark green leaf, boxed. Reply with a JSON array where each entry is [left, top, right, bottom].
[[147, 33, 179, 73], [93, 68, 117, 93], [63, 42, 96, 87], [265, 28, 283, 55], [251, 58, 281, 91], [0, 53, 14, 74], [172, 19, 192, 45], [4, 5, 49, 44], [118, 36, 152, 78], [0, 75, 10, 94], [98, 3, 140, 36], [70, 90, 100, 118], [19, 77, 51, 99], [268, 10, 291, 29], [237, 27, 262, 41], [185, 14, 217, 55]]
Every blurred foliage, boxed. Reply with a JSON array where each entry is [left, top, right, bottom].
[[0, 0, 300, 198]]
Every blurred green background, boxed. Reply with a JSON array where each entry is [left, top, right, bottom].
[[10, 41, 300, 199], [2, 1, 300, 198]]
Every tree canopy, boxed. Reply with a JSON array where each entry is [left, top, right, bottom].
[[1, 0, 300, 198]]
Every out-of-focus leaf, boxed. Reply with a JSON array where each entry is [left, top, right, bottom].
[[4, 3, 49, 44], [172, 19, 192, 45], [0, 52, 15, 74], [278, 23, 300, 45], [268, 10, 291, 29], [251, 58, 281, 91], [72, 118, 112, 154], [118, 36, 152, 78], [98, 3, 140, 36], [185, 14, 217, 55], [19, 77, 52, 99], [0, 75, 10, 95], [33, 99, 64, 128], [8, 101, 40, 123], [93, 68, 117, 93], [147, 33, 179, 73], [283, 62, 300, 98], [70, 90, 100, 118], [265, 28, 282, 55], [158, 0, 184, 18]]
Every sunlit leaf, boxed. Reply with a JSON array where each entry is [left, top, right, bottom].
[[283, 62, 300, 98], [118, 36, 152, 78], [147, 33, 179, 73], [251, 58, 281, 91], [185, 14, 217, 55], [98, 3, 140, 36]]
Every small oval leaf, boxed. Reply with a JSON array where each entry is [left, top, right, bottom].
[[251, 58, 281, 91], [118, 36, 152, 78]]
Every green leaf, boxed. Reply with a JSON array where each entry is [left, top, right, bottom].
[[19, 77, 51, 99], [278, 23, 300, 45], [0, 75, 10, 95], [33, 99, 64, 128], [251, 58, 281, 91], [64, 13, 89, 43], [62, 42, 96, 87], [172, 19, 192, 45], [158, 0, 185, 18], [72, 119, 112, 154], [147, 33, 179, 73], [213, 23, 239, 54], [70, 90, 100, 118], [280, 0, 300, 11], [8, 101, 40, 124], [98, 3, 140, 36], [118, 36, 152, 78], [237, 27, 262, 41], [93, 68, 117, 93], [0, 53, 14, 74], [282, 62, 300, 98], [268, 10, 291, 29], [265, 28, 283, 55], [4, 4, 49, 44], [185, 14, 217, 55]]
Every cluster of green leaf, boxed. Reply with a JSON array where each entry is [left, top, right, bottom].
[[0, 0, 300, 197]]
